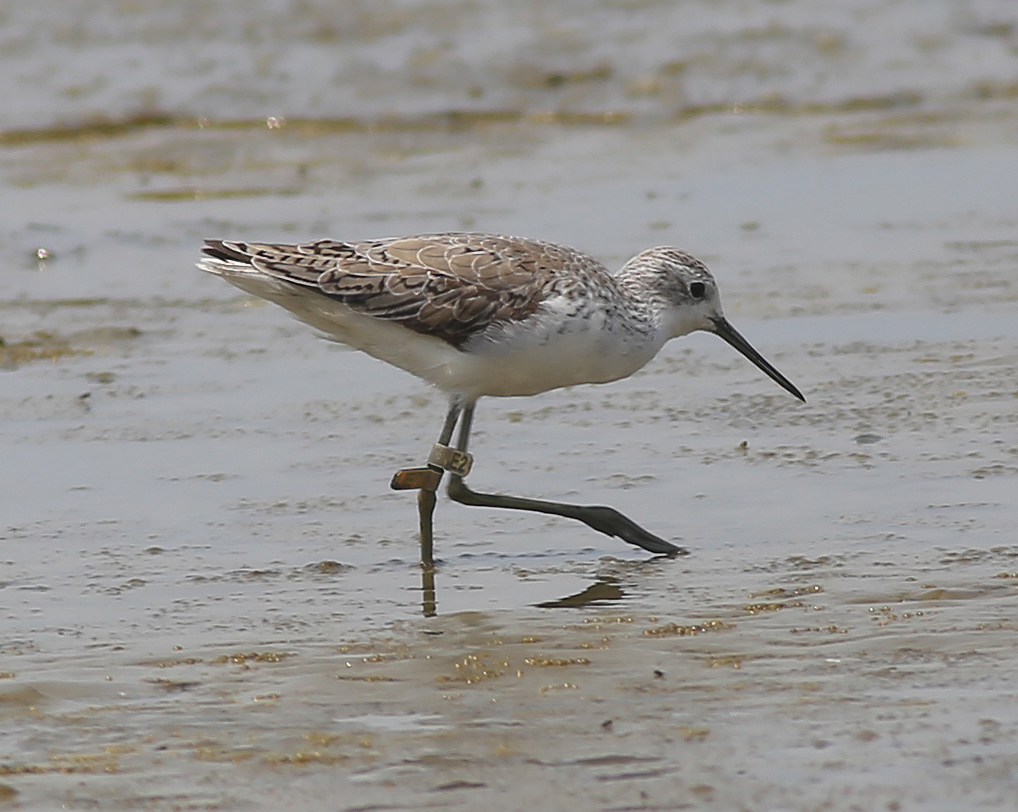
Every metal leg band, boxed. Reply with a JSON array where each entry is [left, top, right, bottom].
[[427, 444, 474, 477]]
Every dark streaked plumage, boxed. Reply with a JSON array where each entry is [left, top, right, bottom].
[[201, 233, 606, 348]]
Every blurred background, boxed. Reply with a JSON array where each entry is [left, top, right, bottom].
[[3, 0, 1018, 305], [6, 0, 1018, 126], [3, 3, 1018, 809]]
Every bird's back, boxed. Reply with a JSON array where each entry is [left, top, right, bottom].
[[198, 233, 660, 398]]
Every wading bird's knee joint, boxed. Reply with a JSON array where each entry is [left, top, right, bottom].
[[427, 443, 473, 477], [446, 474, 467, 500]]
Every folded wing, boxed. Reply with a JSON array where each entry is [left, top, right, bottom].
[[201, 233, 604, 347]]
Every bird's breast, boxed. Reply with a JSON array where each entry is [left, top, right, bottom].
[[449, 304, 664, 398]]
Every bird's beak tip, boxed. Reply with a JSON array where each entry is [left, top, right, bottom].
[[710, 316, 805, 403]]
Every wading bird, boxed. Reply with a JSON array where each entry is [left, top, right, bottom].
[[198, 232, 804, 561]]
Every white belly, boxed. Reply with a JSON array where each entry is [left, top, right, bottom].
[[215, 268, 663, 399], [450, 315, 662, 397]]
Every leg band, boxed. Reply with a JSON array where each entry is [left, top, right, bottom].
[[427, 443, 474, 477]]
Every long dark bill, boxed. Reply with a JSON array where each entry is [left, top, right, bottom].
[[710, 316, 805, 402]]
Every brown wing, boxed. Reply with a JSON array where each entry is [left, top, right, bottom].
[[202, 233, 607, 346]]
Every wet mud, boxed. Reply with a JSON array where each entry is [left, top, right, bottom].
[[3, 1, 1018, 810]]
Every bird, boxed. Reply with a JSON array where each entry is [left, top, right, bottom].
[[197, 232, 804, 561]]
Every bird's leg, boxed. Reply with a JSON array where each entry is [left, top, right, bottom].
[[446, 402, 686, 557], [416, 487, 438, 567], [390, 397, 471, 565]]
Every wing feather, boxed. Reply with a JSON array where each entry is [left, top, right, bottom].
[[201, 233, 611, 346]]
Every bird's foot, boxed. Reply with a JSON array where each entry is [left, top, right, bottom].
[[446, 476, 687, 557]]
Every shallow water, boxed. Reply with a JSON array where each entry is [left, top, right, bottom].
[[3, 1, 1018, 810]]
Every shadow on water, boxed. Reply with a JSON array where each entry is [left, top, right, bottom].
[[417, 564, 629, 616], [415, 553, 647, 618], [533, 577, 625, 609], [420, 563, 437, 617]]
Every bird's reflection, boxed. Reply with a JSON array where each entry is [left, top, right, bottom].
[[418, 565, 626, 616], [534, 577, 624, 609], [420, 563, 437, 617]]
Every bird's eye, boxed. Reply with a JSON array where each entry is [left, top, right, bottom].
[[689, 281, 706, 299]]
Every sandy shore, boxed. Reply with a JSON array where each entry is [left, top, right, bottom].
[[3, 1, 1018, 809]]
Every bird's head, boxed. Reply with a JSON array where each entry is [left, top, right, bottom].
[[625, 247, 805, 402]]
